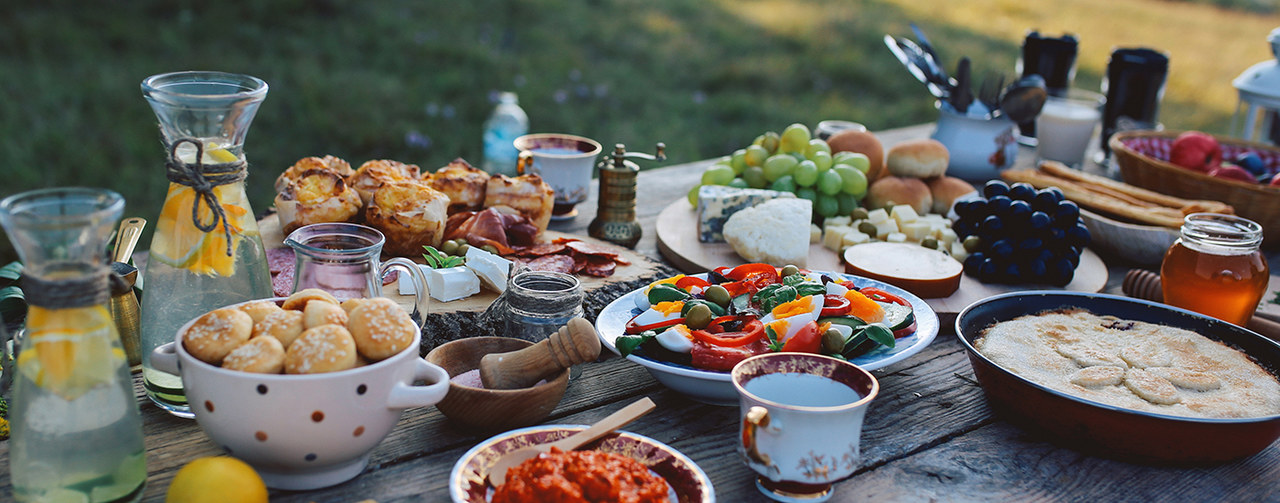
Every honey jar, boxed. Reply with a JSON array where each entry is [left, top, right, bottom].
[[1160, 213, 1269, 326]]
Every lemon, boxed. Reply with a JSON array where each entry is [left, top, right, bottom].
[[166, 457, 268, 503]]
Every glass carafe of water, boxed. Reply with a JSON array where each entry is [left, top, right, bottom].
[[1, 188, 147, 503], [139, 71, 273, 418]]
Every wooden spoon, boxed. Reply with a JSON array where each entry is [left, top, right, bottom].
[[479, 317, 601, 390], [487, 397, 657, 487]]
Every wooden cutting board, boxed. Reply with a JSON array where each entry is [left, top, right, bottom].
[[258, 214, 663, 314], [655, 198, 1108, 316]]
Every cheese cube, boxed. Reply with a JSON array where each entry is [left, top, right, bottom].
[[891, 205, 920, 226], [938, 228, 959, 248], [866, 208, 890, 224], [873, 219, 899, 238], [885, 232, 908, 243], [400, 265, 480, 302], [810, 224, 822, 244], [900, 222, 931, 241], [465, 246, 513, 293], [951, 240, 970, 262], [825, 216, 852, 228], [841, 230, 872, 247], [823, 225, 851, 251]]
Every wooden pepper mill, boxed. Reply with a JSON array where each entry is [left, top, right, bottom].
[[479, 317, 602, 389], [588, 142, 666, 248]]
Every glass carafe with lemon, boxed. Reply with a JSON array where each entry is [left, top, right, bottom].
[[1, 188, 147, 503], [139, 71, 272, 418]]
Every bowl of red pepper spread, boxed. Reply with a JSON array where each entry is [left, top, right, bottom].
[[450, 425, 714, 503]]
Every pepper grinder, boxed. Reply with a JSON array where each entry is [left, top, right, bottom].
[[589, 142, 665, 248]]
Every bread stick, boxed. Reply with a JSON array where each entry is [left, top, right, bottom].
[[1038, 161, 1234, 214], [1001, 169, 1188, 228]]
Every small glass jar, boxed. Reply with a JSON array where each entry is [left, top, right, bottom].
[[500, 270, 584, 342], [1160, 213, 1269, 326]]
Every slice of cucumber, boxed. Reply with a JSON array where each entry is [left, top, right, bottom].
[[881, 302, 914, 332]]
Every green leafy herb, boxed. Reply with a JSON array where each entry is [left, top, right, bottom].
[[760, 285, 797, 313], [782, 274, 806, 287], [1270, 290, 1280, 306], [793, 282, 825, 297], [616, 330, 657, 356], [422, 246, 464, 269], [863, 323, 895, 348], [0, 262, 25, 323], [765, 325, 784, 352]]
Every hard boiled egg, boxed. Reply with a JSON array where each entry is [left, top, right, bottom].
[[825, 280, 849, 297], [629, 301, 685, 327], [759, 295, 824, 342], [655, 324, 695, 353]]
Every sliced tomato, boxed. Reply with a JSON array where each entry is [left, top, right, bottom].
[[893, 320, 917, 339], [820, 294, 851, 317], [691, 338, 769, 371], [780, 320, 822, 353], [724, 263, 777, 281], [860, 287, 910, 306], [676, 276, 711, 291], [691, 319, 764, 347], [624, 316, 686, 335]]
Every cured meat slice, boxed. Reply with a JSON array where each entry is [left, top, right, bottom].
[[581, 255, 616, 277], [267, 248, 295, 274], [571, 254, 588, 273], [525, 254, 576, 273], [566, 240, 618, 258], [272, 268, 295, 297], [515, 242, 568, 257]]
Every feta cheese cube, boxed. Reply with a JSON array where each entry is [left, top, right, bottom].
[[824, 216, 852, 228], [401, 265, 480, 302], [823, 225, 851, 251], [901, 222, 931, 241], [885, 232, 908, 243], [938, 228, 959, 247], [810, 224, 822, 244], [872, 219, 899, 238], [841, 230, 871, 247], [866, 208, 890, 224], [951, 240, 970, 262], [891, 205, 919, 226], [465, 246, 513, 293]]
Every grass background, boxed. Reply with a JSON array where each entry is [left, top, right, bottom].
[[1, 0, 1278, 261]]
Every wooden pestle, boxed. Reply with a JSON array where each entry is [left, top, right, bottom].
[[1123, 269, 1280, 341], [480, 317, 602, 390]]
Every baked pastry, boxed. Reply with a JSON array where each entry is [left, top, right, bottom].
[[364, 180, 450, 256], [886, 139, 949, 178], [303, 299, 349, 329], [349, 159, 422, 205], [238, 300, 284, 324], [827, 130, 886, 183], [281, 288, 340, 311], [182, 308, 254, 365], [275, 155, 354, 193], [285, 324, 358, 374], [483, 173, 555, 233], [251, 309, 306, 349], [340, 298, 369, 315], [426, 159, 489, 213], [274, 169, 363, 234], [222, 336, 286, 374], [347, 297, 417, 360], [866, 176, 933, 215]]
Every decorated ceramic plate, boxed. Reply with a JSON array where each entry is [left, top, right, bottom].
[[449, 425, 715, 503], [596, 270, 940, 405]]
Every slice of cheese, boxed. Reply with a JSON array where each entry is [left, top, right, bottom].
[[843, 242, 962, 298], [465, 246, 512, 293], [399, 265, 481, 302], [696, 186, 794, 243]]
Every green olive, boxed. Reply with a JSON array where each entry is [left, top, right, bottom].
[[441, 240, 459, 255], [921, 237, 939, 250], [850, 207, 869, 221], [685, 304, 713, 330], [858, 222, 877, 237], [455, 238, 469, 247], [482, 244, 499, 255], [704, 285, 731, 308], [821, 328, 846, 354], [963, 235, 982, 253], [456, 244, 472, 256], [780, 265, 800, 277]]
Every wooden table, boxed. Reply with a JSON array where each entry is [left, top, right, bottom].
[[5, 124, 1280, 502]]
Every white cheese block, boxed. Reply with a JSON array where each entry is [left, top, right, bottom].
[[938, 228, 959, 247], [810, 224, 822, 244], [399, 265, 480, 302], [841, 230, 872, 247], [950, 240, 970, 263], [723, 198, 812, 267], [465, 246, 512, 293], [866, 208, 890, 224], [900, 222, 931, 241], [873, 219, 899, 238], [891, 205, 919, 226], [825, 216, 852, 228], [696, 186, 794, 243], [823, 225, 851, 252], [885, 232, 908, 243]]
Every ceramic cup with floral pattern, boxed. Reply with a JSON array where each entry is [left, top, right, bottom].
[[514, 133, 602, 220], [732, 352, 879, 502]]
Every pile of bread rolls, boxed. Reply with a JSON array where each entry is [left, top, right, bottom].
[[827, 131, 976, 215], [181, 289, 416, 375], [274, 156, 554, 257]]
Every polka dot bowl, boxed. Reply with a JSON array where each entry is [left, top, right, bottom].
[[151, 298, 450, 490]]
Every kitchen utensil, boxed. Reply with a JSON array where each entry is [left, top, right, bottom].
[[1000, 74, 1048, 124], [951, 57, 973, 114], [884, 35, 950, 99], [479, 317, 601, 390], [109, 217, 145, 367], [978, 72, 1005, 114], [487, 396, 657, 486], [910, 22, 947, 81], [427, 337, 571, 432], [1122, 269, 1280, 340]]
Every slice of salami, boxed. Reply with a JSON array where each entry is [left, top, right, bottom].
[[515, 242, 568, 257], [272, 269, 295, 297], [581, 259, 617, 278], [382, 269, 399, 286], [565, 240, 618, 258], [612, 255, 632, 266], [266, 248, 295, 274], [552, 237, 581, 245], [571, 253, 588, 273], [526, 254, 576, 273]]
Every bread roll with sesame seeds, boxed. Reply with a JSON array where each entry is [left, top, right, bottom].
[[285, 324, 358, 374], [182, 308, 254, 365], [223, 336, 286, 374], [347, 297, 417, 361], [252, 309, 306, 349], [282, 288, 340, 311], [304, 299, 349, 329]]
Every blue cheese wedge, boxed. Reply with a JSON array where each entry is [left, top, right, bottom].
[[696, 186, 794, 243]]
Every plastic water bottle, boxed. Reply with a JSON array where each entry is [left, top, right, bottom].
[[482, 92, 529, 176]]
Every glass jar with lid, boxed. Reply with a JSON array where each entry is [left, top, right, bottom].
[[1160, 213, 1269, 325]]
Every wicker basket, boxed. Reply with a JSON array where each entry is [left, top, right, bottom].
[[1109, 130, 1280, 247]]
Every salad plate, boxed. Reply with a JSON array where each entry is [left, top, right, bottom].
[[597, 269, 939, 404]]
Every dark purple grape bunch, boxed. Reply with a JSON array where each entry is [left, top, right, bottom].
[[952, 181, 1090, 286]]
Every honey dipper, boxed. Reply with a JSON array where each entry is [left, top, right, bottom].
[[479, 317, 602, 390], [1123, 269, 1280, 341]]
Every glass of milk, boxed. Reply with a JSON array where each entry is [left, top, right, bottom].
[[1035, 89, 1106, 167]]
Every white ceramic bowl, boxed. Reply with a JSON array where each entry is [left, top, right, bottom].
[[151, 298, 450, 490], [596, 272, 940, 405]]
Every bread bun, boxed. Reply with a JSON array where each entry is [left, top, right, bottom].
[[926, 176, 977, 214], [222, 336, 286, 374], [349, 159, 422, 205], [426, 159, 488, 213], [282, 288, 340, 311], [238, 300, 283, 324], [866, 176, 933, 215], [303, 299, 349, 329], [275, 155, 354, 193], [887, 139, 949, 178], [285, 324, 358, 374], [182, 308, 254, 365], [365, 180, 450, 256], [252, 309, 305, 349], [827, 131, 886, 182], [274, 169, 363, 234], [347, 297, 417, 361]]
